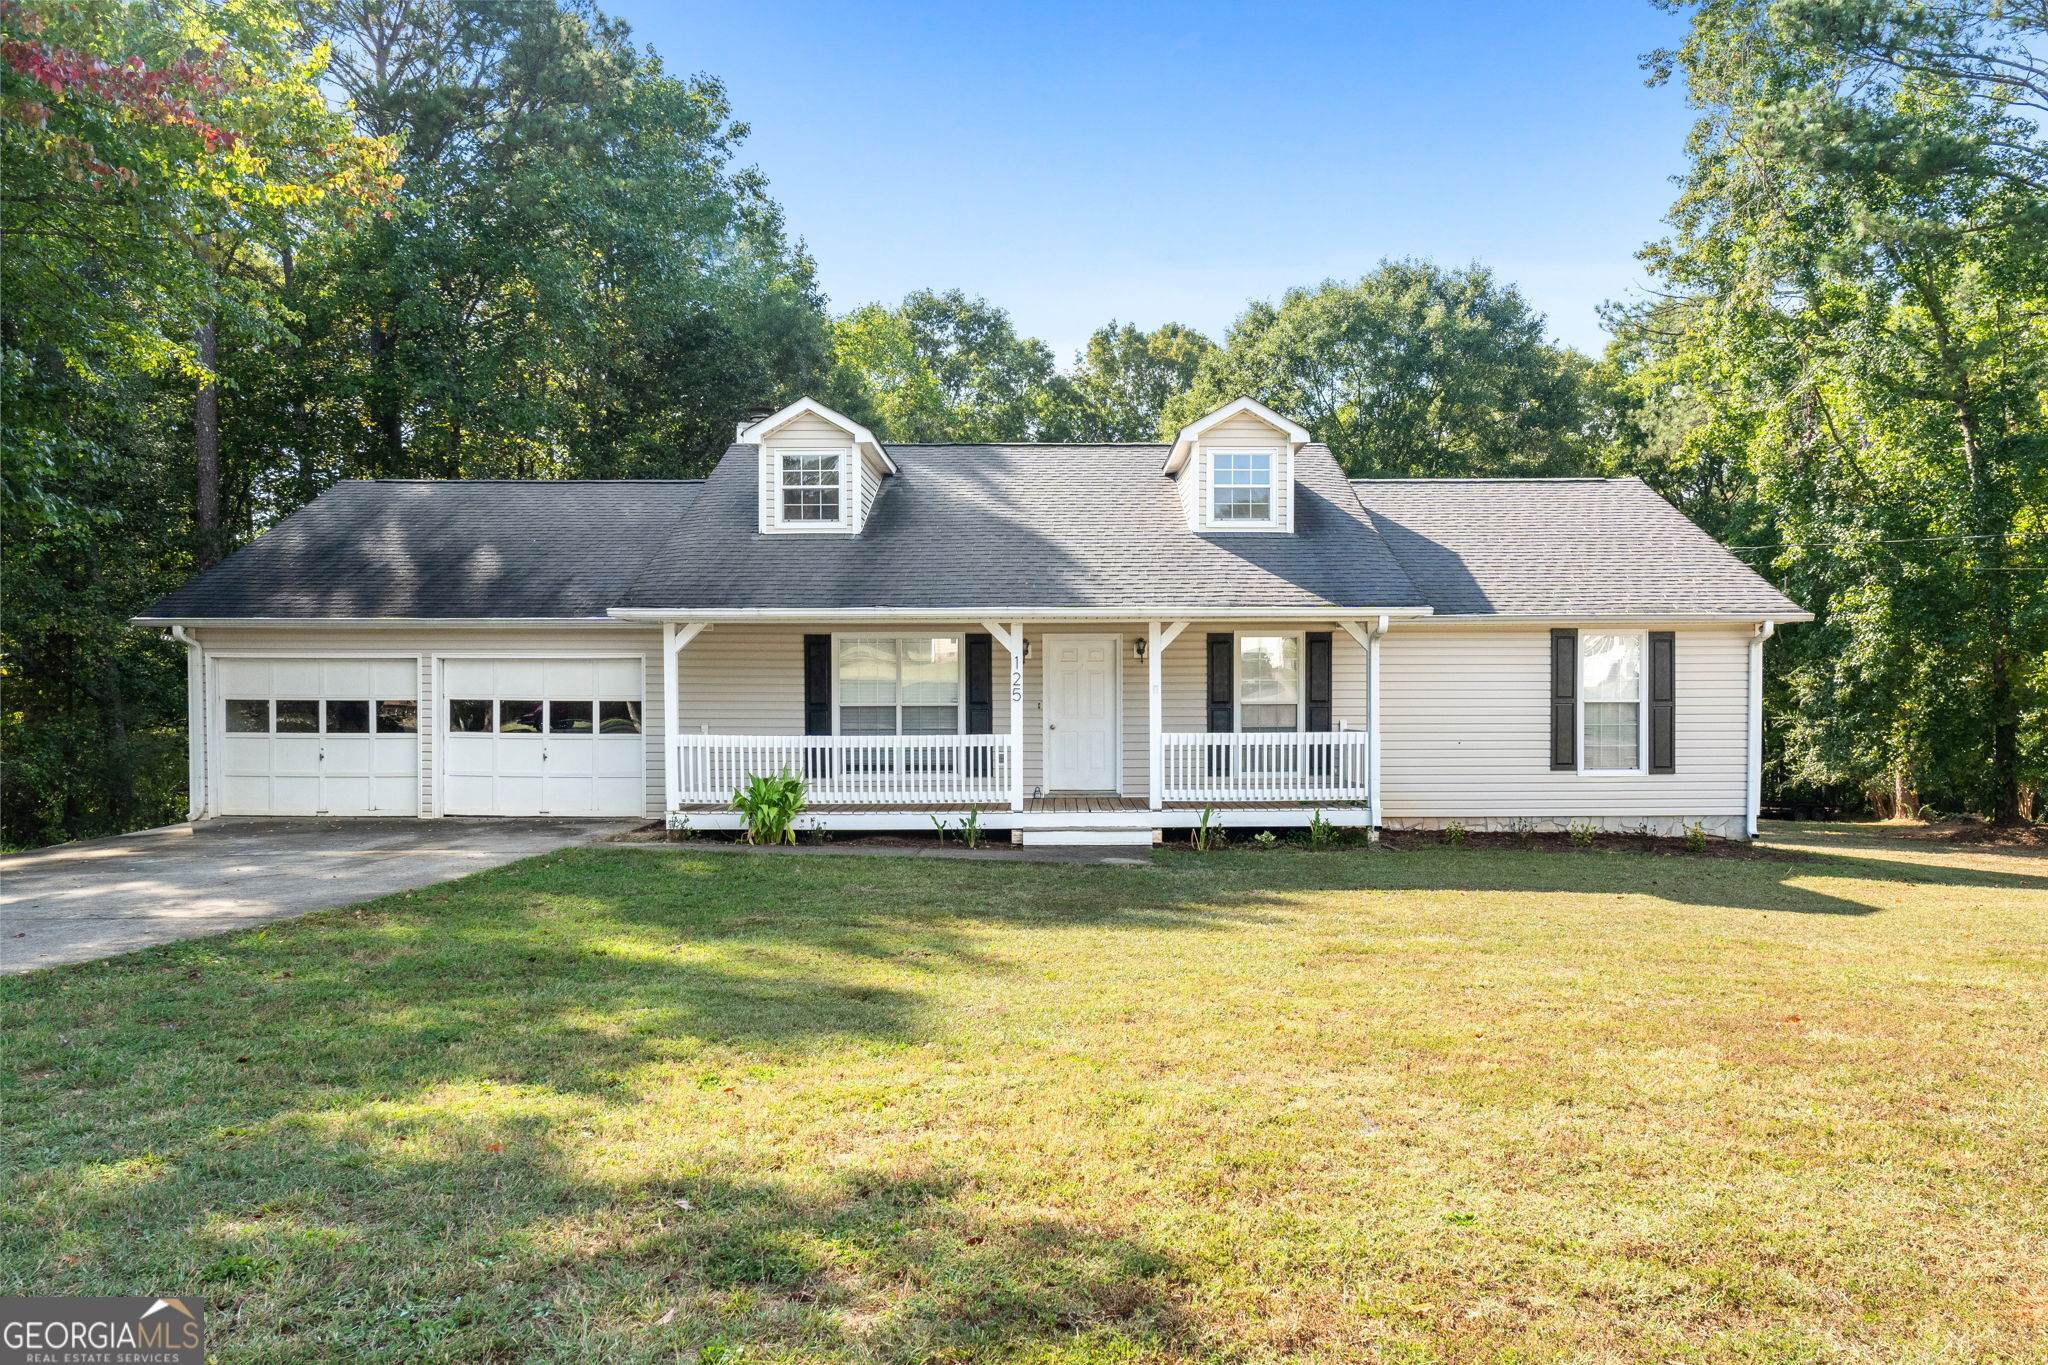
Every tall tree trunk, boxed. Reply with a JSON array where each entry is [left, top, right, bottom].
[[195, 317, 222, 569], [368, 321, 404, 474]]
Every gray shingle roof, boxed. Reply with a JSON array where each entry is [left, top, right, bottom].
[[137, 480, 704, 620], [622, 442, 1430, 611], [1350, 477, 1808, 617]]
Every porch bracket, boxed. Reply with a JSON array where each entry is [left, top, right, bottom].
[[1146, 620, 1191, 810]]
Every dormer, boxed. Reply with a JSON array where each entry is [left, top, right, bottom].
[[738, 397, 896, 535], [1162, 396, 1310, 533]]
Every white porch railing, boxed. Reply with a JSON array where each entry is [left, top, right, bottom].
[[675, 733, 1015, 806], [1158, 730, 1371, 804]]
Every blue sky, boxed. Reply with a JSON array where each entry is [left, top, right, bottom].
[[605, 1, 1699, 360]]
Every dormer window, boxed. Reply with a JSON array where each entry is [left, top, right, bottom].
[[780, 452, 844, 524], [1211, 451, 1275, 523], [739, 397, 896, 535], [1163, 396, 1310, 533]]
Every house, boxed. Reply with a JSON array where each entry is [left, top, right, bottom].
[[135, 396, 1809, 846]]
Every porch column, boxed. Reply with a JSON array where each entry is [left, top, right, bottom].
[[980, 620, 1028, 812], [663, 621, 709, 814], [1146, 620, 1191, 811], [1338, 617, 1388, 831]]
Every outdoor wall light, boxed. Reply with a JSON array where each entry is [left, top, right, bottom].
[[1133, 637, 1148, 661]]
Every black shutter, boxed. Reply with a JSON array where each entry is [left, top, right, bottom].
[[965, 634, 993, 734], [1550, 628, 1578, 770], [1206, 634, 1234, 732], [1305, 632, 1333, 731], [803, 634, 832, 736], [1649, 631, 1675, 774]]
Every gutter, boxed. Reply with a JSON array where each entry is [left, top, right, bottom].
[[606, 605, 1438, 623]]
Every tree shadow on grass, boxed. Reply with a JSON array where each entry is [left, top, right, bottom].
[[1141, 840, 2048, 917]]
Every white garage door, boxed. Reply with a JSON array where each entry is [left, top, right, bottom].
[[441, 658, 645, 816], [217, 658, 420, 815]]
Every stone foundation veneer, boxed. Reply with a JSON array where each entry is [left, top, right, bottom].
[[1378, 814, 1748, 841]]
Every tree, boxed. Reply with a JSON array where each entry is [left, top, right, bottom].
[[1163, 261, 1604, 477], [1069, 321, 1216, 441], [2, 0, 395, 847], [826, 289, 1077, 442], [287, 0, 828, 482], [1622, 0, 2047, 822]]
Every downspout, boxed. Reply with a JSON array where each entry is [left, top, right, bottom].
[[1369, 614, 1388, 837], [1747, 621, 1776, 838], [169, 625, 205, 821]]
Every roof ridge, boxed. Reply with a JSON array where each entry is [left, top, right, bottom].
[[1351, 476, 1640, 484], [360, 478, 708, 485]]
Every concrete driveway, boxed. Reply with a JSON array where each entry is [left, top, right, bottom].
[[0, 817, 640, 974]]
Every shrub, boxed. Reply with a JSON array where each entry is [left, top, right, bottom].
[[1251, 830, 1281, 850], [1568, 821, 1598, 848], [1442, 820, 1466, 847], [1684, 822, 1708, 853], [1510, 816, 1538, 847], [731, 769, 807, 846], [960, 806, 984, 849], [1307, 810, 1335, 849], [1192, 805, 1224, 852]]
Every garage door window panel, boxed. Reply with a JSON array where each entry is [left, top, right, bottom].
[[276, 700, 319, 733], [499, 700, 543, 733], [226, 699, 270, 732], [599, 701, 641, 734], [377, 701, 418, 733], [549, 700, 594, 734], [325, 699, 370, 734]]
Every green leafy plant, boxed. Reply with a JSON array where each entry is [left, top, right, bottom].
[[1191, 805, 1224, 852], [1684, 822, 1708, 853], [730, 769, 807, 846], [930, 814, 950, 845], [1442, 820, 1466, 848], [1306, 810, 1335, 850], [960, 806, 984, 849], [1568, 821, 1598, 848], [1510, 817, 1538, 848], [1251, 830, 1281, 850]]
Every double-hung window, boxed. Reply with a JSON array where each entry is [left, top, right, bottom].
[[1581, 632, 1644, 771], [779, 451, 844, 524], [1210, 451, 1274, 524], [1237, 634, 1303, 732], [836, 637, 961, 736]]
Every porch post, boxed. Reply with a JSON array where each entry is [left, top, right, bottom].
[[1147, 621, 1163, 810], [1368, 615, 1387, 832], [663, 621, 709, 816], [1146, 620, 1191, 811], [1009, 621, 1026, 812], [662, 623, 678, 815]]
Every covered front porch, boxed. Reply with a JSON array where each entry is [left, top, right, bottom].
[[647, 615, 1390, 839]]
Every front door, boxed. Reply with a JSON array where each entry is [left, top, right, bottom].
[[1042, 634, 1119, 792]]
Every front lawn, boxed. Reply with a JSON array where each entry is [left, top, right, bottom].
[[4, 828, 2045, 1363]]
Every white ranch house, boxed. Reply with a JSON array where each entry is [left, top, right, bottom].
[[138, 396, 1809, 846]]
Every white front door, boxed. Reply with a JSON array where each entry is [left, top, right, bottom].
[[441, 657, 646, 816], [215, 657, 420, 816], [1042, 634, 1119, 792]]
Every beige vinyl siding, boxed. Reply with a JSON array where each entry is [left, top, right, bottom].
[[758, 412, 858, 534], [193, 625, 663, 817], [1378, 623, 1749, 820], [1194, 412, 1294, 531], [1156, 624, 1368, 735]]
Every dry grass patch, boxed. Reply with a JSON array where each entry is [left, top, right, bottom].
[[2, 827, 2045, 1363]]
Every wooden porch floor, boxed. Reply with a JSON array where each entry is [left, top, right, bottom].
[[676, 797, 1370, 814]]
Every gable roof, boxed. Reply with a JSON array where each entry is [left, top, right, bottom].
[[623, 441, 1428, 612], [136, 480, 704, 621], [1350, 477, 1810, 619], [1163, 396, 1310, 474]]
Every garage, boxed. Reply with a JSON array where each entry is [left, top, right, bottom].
[[440, 657, 646, 816], [216, 658, 421, 815]]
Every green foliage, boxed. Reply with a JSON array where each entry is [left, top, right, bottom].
[[1069, 321, 1217, 440], [959, 806, 984, 850], [1165, 260, 1609, 477], [1568, 821, 1598, 848], [1442, 820, 1467, 847], [730, 769, 806, 846], [824, 289, 1074, 442], [1615, 0, 2047, 822], [1191, 805, 1224, 852], [1684, 822, 1709, 853], [1250, 830, 1281, 850]]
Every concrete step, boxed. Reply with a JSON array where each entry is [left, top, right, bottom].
[[1019, 827, 1157, 847]]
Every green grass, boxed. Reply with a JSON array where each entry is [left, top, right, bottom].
[[4, 827, 2046, 1363]]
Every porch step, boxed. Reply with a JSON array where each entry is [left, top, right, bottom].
[[1020, 826, 1157, 847]]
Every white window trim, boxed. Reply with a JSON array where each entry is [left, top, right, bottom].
[[1204, 447, 1282, 530], [1234, 631, 1307, 734], [829, 632, 966, 737], [769, 446, 852, 532], [1577, 629, 1648, 775]]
